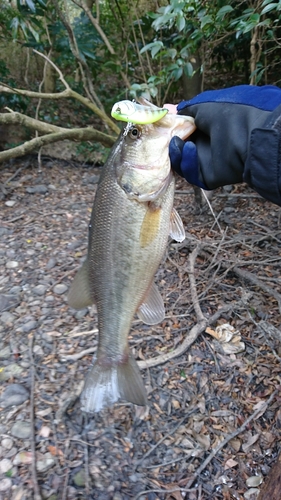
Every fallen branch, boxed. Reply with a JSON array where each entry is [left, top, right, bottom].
[[0, 81, 120, 135], [138, 302, 240, 370], [0, 127, 115, 163], [232, 266, 281, 315], [29, 335, 42, 500]]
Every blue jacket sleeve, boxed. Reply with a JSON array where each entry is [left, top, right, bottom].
[[171, 85, 281, 206]]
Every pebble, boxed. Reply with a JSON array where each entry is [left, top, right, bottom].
[[33, 285, 46, 296], [223, 185, 234, 193], [33, 345, 44, 356], [26, 185, 48, 194], [46, 258, 56, 270], [53, 284, 68, 295], [75, 309, 88, 320], [244, 488, 260, 499], [0, 458, 13, 474], [9, 286, 21, 294], [0, 227, 11, 237], [0, 477, 12, 492], [73, 469, 86, 487], [36, 454, 55, 472], [0, 384, 29, 408], [0, 345, 11, 359], [5, 200, 16, 207], [10, 421, 32, 439], [0, 364, 23, 382], [1, 438, 13, 450], [224, 206, 235, 213], [0, 311, 15, 324], [246, 475, 263, 487], [45, 295, 55, 302], [21, 320, 37, 333], [6, 261, 18, 269]]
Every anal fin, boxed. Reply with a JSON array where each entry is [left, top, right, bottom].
[[137, 282, 165, 325], [68, 259, 93, 310], [169, 208, 185, 242]]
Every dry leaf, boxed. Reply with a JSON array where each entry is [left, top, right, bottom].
[[224, 458, 238, 469], [39, 425, 51, 438]]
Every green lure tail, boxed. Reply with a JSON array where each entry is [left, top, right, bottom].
[[111, 100, 168, 125]]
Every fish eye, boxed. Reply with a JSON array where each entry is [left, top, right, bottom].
[[129, 127, 141, 140]]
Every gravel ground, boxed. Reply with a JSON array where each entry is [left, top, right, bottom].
[[0, 157, 281, 500]]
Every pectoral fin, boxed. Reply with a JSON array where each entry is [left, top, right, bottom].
[[169, 208, 185, 242], [137, 282, 165, 325], [68, 259, 93, 310]]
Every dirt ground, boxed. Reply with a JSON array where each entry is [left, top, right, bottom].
[[0, 156, 281, 500]]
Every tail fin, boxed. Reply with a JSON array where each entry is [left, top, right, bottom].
[[80, 355, 147, 413]]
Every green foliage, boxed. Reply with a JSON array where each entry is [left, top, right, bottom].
[[0, 59, 28, 112], [135, 0, 281, 98]]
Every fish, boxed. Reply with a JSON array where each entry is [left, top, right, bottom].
[[68, 99, 196, 413], [111, 99, 168, 124]]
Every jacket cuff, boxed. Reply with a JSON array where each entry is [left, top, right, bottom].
[[244, 127, 281, 206]]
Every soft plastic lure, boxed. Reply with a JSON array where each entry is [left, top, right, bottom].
[[111, 100, 168, 124]]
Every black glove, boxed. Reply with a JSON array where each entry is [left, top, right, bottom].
[[169, 85, 281, 206]]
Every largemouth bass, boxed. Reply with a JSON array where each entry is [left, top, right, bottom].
[[68, 100, 196, 413]]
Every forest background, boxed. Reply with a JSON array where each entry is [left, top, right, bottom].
[[0, 0, 281, 165]]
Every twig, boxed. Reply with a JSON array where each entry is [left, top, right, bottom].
[[134, 487, 197, 500], [136, 408, 198, 470], [0, 127, 114, 163], [187, 245, 205, 322], [29, 335, 42, 500], [185, 389, 278, 489], [232, 266, 281, 314], [3, 167, 23, 186], [60, 346, 96, 361]]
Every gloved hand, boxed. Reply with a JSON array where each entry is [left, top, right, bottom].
[[169, 85, 281, 206]]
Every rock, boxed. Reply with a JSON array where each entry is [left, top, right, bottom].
[[45, 295, 55, 302], [247, 476, 263, 488], [0, 458, 13, 474], [22, 320, 37, 333], [0, 227, 11, 237], [36, 453, 55, 472], [46, 258, 56, 270], [0, 345, 11, 359], [75, 309, 88, 320], [5, 200, 16, 207], [0, 311, 15, 324], [33, 345, 44, 356], [0, 477, 12, 492], [82, 175, 100, 185], [9, 286, 21, 294], [0, 384, 29, 408], [13, 451, 32, 465], [0, 364, 23, 382], [53, 284, 67, 295], [73, 469, 86, 487], [26, 185, 48, 194], [6, 261, 18, 269], [0, 294, 19, 313], [244, 488, 260, 499], [223, 185, 234, 193], [33, 285, 46, 296], [1, 438, 13, 450], [10, 421, 32, 439]]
